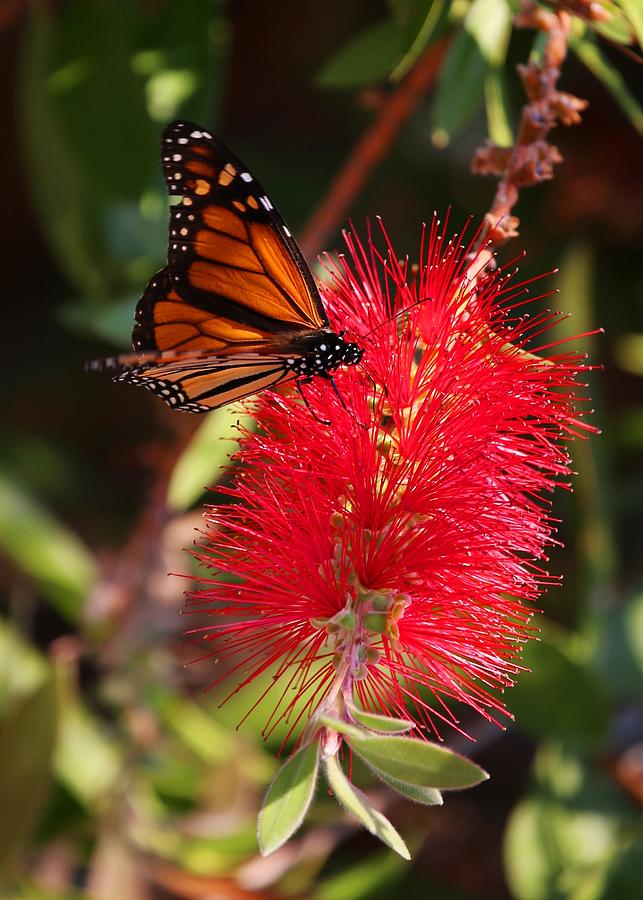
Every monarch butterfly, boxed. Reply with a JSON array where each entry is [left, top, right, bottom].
[[89, 121, 362, 413]]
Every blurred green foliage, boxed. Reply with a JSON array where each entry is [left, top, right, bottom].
[[1, 0, 643, 896]]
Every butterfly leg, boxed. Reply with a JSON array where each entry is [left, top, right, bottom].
[[295, 377, 332, 426], [321, 374, 368, 430]]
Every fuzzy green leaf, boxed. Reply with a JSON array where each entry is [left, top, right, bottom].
[[377, 771, 444, 806], [318, 715, 366, 741], [349, 708, 415, 734], [324, 755, 410, 859], [347, 734, 489, 789], [258, 741, 319, 856]]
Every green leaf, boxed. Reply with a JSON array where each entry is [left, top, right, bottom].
[[324, 754, 410, 859], [0, 678, 57, 879], [54, 661, 122, 806], [318, 715, 366, 741], [390, 0, 447, 83], [617, 0, 643, 48], [378, 772, 443, 806], [167, 406, 255, 512], [570, 36, 643, 135], [0, 472, 97, 622], [0, 621, 50, 715], [465, 0, 511, 66], [258, 741, 319, 856], [316, 20, 401, 88], [508, 625, 609, 745], [347, 734, 489, 789], [349, 707, 415, 734], [484, 68, 513, 146], [431, 0, 511, 145], [593, 1, 637, 43]]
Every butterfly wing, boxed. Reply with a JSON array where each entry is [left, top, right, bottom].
[[133, 120, 328, 357], [116, 353, 295, 412]]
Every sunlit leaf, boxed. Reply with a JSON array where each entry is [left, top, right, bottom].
[[259, 741, 319, 855], [390, 0, 448, 82], [0, 473, 97, 622], [318, 715, 366, 741], [0, 678, 57, 879], [347, 734, 488, 789], [324, 754, 410, 859], [316, 20, 401, 88], [54, 661, 122, 806], [617, 0, 643, 47], [484, 68, 513, 146], [348, 707, 415, 734], [0, 621, 50, 714], [378, 772, 443, 806], [167, 405, 255, 512], [593, 1, 637, 43], [432, 0, 511, 145]]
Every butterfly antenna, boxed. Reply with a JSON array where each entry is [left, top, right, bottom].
[[360, 296, 432, 342]]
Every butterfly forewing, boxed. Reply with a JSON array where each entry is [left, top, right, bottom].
[[133, 121, 328, 357]]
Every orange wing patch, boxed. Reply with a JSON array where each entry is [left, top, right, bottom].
[[248, 222, 323, 327]]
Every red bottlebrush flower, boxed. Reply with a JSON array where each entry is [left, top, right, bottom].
[[187, 216, 596, 749]]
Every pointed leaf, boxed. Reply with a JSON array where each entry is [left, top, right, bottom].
[[324, 755, 410, 859], [390, 0, 448, 83], [484, 68, 513, 147], [318, 715, 366, 741], [431, 0, 511, 145], [258, 741, 319, 856], [618, 0, 643, 48], [377, 772, 443, 806], [349, 708, 415, 734], [316, 20, 401, 88], [0, 678, 57, 878], [593, 1, 636, 43], [347, 734, 489, 789]]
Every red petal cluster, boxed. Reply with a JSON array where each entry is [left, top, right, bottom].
[[187, 217, 596, 742]]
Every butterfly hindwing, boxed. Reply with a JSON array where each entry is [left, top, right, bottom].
[[117, 353, 294, 412]]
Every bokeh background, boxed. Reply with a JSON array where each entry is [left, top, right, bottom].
[[1, 1, 642, 897]]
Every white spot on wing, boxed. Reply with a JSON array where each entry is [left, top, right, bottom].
[[240, 172, 252, 182]]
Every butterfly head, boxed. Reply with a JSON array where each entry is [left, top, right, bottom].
[[339, 336, 363, 367]]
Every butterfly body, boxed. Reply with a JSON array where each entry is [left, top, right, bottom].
[[90, 121, 362, 413]]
